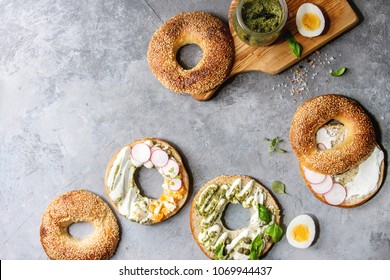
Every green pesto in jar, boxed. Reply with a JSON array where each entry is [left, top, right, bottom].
[[241, 0, 283, 33]]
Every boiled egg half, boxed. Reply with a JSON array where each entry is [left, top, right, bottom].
[[296, 3, 325, 38], [286, 214, 316, 249]]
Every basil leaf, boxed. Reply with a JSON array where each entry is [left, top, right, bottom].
[[258, 204, 271, 224], [286, 31, 302, 57], [331, 67, 347, 77], [215, 243, 225, 260], [265, 223, 283, 243], [249, 234, 264, 260], [272, 181, 286, 194], [264, 136, 286, 154]]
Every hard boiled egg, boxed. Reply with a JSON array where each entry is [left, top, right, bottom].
[[286, 214, 316, 249], [296, 3, 325, 38]]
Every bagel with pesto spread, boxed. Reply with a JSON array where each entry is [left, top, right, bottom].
[[190, 175, 282, 260], [105, 138, 189, 224]]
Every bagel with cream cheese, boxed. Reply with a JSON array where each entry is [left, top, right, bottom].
[[148, 12, 234, 95], [290, 95, 384, 207], [299, 124, 384, 208], [104, 138, 189, 225], [290, 94, 376, 175], [190, 175, 282, 260]]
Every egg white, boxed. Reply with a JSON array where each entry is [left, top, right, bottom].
[[286, 214, 316, 249], [296, 3, 325, 38]]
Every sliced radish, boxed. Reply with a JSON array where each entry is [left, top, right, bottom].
[[162, 159, 179, 178], [131, 143, 151, 163], [168, 178, 182, 191], [324, 183, 346, 205], [317, 143, 327, 150], [151, 149, 169, 167], [150, 146, 162, 153], [304, 167, 326, 184], [310, 175, 333, 194], [143, 160, 153, 169]]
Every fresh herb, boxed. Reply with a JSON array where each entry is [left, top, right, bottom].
[[265, 223, 283, 243], [272, 181, 286, 194], [331, 67, 347, 77], [168, 167, 174, 173], [215, 243, 225, 260], [258, 204, 271, 224], [249, 234, 264, 260], [263, 137, 286, 154], [286, 30, 302, 57]]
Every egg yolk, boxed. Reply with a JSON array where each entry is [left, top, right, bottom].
[[302, 13, 321, 31], [291, 224, 310, 242]]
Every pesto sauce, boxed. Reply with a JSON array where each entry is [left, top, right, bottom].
[[241, 0, 282, 33]]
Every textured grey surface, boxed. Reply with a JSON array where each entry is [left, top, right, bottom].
[[0, 0, 389, 260]]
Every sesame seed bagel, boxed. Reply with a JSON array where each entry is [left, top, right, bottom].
[[40, 190, 120, 260], [147, 12, 234, 95], [290, 94, 376, 175], [190, 175, 281, 260]]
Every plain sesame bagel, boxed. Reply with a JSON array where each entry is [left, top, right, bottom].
[[190, 175, 282, 260], [147, 12, 234, 95], [290, 94, 376, 175], [40, 190, 120, 260]]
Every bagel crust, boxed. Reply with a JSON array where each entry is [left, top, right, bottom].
[[290, 94, 376, 174], [40, 190, 120, 260], [147, 12, 235, 95], [190, 175, 281, 260]]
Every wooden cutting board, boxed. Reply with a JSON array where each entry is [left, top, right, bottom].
[[193, 0, 359, 101]]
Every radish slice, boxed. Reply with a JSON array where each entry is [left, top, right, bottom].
[[150, 146, 162, 153], [324, 183, 346, 205], [143, 161, 153, 169], [304, 167, 326, 184], [317, 143, 327, 150], [162, 159, 179, 178], [131, 143, 151, 163], [310, 175, 333, 194], [151, 149, 169, 167], [168, 178, 182, 191]]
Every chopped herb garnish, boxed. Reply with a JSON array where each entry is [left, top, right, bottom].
[[264, 137, 286, 154], [272, 180, 286, 194]]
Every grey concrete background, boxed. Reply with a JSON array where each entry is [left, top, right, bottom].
[[0, 0, 389, 260]]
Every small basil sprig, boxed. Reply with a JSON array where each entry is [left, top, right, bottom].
[[264, 137, 286, 154], [265, 223, 283, 243], [258, 204, 271, 224], [215, 243, 225, 260], [331, 67, 347, 77], [249, 234, 264, 260], [286, 30, 302, 57], [272, 181, 286, 194]]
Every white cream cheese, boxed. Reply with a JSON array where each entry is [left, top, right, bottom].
[[107, 141, 181, 224], [344, 147, 383, 198], [315, 125, 384, 199]]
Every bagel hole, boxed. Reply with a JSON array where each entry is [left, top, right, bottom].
[[316, 121, 346, 149], [134, 167, 164, 199], [68, 222, 94, 239], [221, 203, 251, 231], [176, 44, 203, 69]]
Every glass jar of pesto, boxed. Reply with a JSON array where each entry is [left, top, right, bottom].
[[233, 0, 288, 46]]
